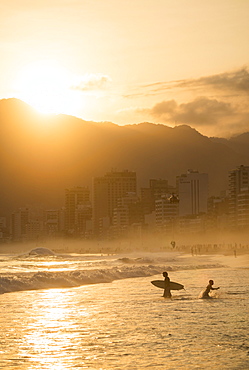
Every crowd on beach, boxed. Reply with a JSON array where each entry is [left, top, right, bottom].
[[1, 236, 249, 256], [177, 242, 249, 256]]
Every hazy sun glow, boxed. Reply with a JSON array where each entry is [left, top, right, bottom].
[[15, 60, 82, 116]]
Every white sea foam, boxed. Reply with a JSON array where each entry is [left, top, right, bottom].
[[0, 251, 225, 294]]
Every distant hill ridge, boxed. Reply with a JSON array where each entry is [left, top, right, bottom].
[[1, 98, 248, 215]]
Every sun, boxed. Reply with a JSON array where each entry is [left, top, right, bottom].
[[15, 60, 82, 116]]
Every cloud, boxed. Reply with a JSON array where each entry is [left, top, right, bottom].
[[71, 73, 112, 92], [120, 67, 249, 136], [176, 67, 249, 94], [148, 97, 234, 126], [125, 67, 249, 99]]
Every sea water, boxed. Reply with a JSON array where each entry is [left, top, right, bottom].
[[0, 248, 248, 369]]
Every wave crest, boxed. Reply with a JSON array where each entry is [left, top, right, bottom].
[[0, 263, 224, 294]]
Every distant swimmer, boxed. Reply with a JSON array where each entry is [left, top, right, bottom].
[[162, 271, 172, 298], [199, 280, 220, 299]]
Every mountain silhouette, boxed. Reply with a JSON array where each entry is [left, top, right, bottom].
[[1, 98, 248, 216]]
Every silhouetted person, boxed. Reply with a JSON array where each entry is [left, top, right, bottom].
[[201, 279, 220, 299], [162, 271, 172, 298]]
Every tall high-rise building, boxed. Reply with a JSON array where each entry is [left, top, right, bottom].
[[177, 170, 208, 217], [229, 165, 249, 229], [155, 194, 179, 233], [113, 192, 143, 238], [0, 216, 8, 242], [44, 209, 62, 236], [25, 219, 43, 240], [65, 187, 91, 235], [93, 170, 137, 236], [237, 188, 249, 228], [207, 192, 229, 231], [11, 208, 29, 241], [141, 179, 175, 214]]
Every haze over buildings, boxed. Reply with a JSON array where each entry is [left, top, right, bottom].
[[1, 166, 248, 244], [1, 99, 249, 219], [229, 165, 249, 229], [1, 97, 249, 244]]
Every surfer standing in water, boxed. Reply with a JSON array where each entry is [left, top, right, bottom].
[[162, 271, 172, 298], [200, 280, 220, 299]]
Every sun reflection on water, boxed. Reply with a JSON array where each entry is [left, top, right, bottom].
[[19, 288, 91, 369], [1, 269, 249, 369]]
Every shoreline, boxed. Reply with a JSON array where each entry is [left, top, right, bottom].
[[0, 240, 249, 258]]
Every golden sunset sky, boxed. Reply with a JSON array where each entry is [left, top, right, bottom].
[[1, 0, 249, 137]]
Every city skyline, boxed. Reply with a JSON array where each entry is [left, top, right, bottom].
[[1, 1, 249, 138], [2, 166, 249, 243]]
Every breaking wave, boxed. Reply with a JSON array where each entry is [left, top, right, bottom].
[[0, 261, 224, 294], [28, 247, 55, 256]]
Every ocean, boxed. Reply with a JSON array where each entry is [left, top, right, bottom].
[[0, 246, 248, 369]]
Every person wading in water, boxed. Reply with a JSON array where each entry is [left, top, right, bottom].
[[162, 271, 172, 298], [200, 280, 220, 299]]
